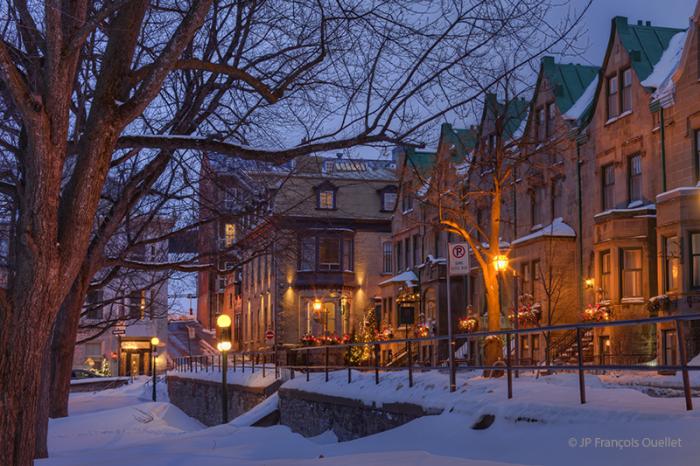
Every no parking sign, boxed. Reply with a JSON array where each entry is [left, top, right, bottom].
[[448, 243, 470, 276]]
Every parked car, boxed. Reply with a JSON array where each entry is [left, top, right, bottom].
[[70, 369, 103, 380]]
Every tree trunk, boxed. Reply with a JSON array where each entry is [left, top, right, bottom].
[[484, 270, 503, 369], [49, 275, 92, 418], [34, 349, 52, 459]]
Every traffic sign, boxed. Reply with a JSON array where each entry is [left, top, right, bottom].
[[112, 328, 126, 336], [448, 242, 470, 276]]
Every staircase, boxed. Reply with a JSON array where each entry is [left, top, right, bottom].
[[552, 329, 594, 365]]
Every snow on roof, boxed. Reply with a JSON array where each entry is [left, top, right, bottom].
[[511, 217, 575, 246], [643, 30, 687, 89], [379, 270, 419, 287], [656, 185, 700, 203], [563, 76, 599, 122], [593, 204, 656, 219]]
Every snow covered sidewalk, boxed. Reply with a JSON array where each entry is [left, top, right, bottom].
[[38, 371, 700, 466]]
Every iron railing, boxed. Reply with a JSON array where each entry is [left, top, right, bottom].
[[172, 313, 700, 411]]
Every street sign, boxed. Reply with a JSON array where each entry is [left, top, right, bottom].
[[265, 330, 275, 341], [448, 242, 470, 276], [112, 328, 126, 336]]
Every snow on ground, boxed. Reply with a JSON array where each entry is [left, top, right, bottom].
[[39, 370, 700, 466]]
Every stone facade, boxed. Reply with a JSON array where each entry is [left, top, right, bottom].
[[167, 375, 280, 426], [278, 387, 440, 441]]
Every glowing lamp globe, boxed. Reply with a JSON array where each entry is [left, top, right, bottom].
[[150, 337, 160, 346], [216, 313, 232, 328], [493, 255, 509, 272], [217, 341, 232, 352], [313, 299, 323, 312]]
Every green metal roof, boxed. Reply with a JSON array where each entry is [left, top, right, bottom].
[[614, 16, 685, 82], [484, 93, 529, 140], [439, 123, 478, 156], [540, 56, 599, 115], [404, 147, 438, 173]]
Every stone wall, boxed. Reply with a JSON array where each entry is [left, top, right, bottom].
[[278, 387, 441, 441], [168, 375, 280, 426]]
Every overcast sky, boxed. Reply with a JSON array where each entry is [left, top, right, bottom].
[[574, 0, 696, 66]]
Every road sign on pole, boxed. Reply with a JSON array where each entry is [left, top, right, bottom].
[[448, 242, 470, 276]]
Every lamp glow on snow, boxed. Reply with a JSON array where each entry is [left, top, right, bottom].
[[493, 255, 509, 272]]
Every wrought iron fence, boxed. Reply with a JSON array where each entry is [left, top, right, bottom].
[[173, 313, 700, 411]]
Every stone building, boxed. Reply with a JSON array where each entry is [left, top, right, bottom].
[[200, 154, 397, 352]]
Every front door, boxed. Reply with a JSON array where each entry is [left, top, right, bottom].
[[662, 329, 678, 366], [598, 336, 610, 365]]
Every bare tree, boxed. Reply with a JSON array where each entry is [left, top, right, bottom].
[[0, 1, 588, 463]]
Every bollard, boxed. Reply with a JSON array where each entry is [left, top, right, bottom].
[[374, 343, 380, 385]]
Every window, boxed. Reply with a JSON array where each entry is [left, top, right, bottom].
[[602, 164, 615, 210], [318, 190, 335, 209], [530, 187, 544, 227], [600, 251, 611, 297], [396, 241, 403, 271], [398, 305, 415, 326], [382, 191, 397, 211], [224, 224, 235, 247], [413, 234, 421, 267], [607, 74, 619, 119], [84, 342, 102, 357], [382, 242, 392, 273], [85, 290, 103, 320], [532, 260, 541, 300], [691, 233, 700, 288], [223, 188, 239, 211], [663, 236, 680, 292], [551, 178, 563, 220], [318, 237, 341, 271], [695, 130, 700, 181], [628, 154, 642, 202], [621, 68, 632, 113], [299, 237, 316, 271], [343, 238, 354, 272], [621, 249, 642, 298], [536, 107, 546, 141], [401, 183, 414, 213], [547, 102, 556, 138], [404, 237, 410, 269], [521, 263, 531, 295]]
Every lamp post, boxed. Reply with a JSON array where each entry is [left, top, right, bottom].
[[217, 314, 232, 423], [150, 336, 159, 402]]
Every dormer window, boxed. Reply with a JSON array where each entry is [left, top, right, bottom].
[[378, 185, 398, 212], [607, 67, 633, 120], [314, 181, 337, 210]]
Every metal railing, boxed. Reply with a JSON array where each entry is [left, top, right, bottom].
[[172, 313, 700, 411]]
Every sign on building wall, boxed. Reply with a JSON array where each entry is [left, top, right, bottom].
[[448, 243, 470, 276]]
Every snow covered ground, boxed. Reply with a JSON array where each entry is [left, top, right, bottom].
[[39, 372, 700, 466]]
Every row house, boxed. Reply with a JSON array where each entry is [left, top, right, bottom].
[[200, 154, 397, 352], [73, 224, 170, 376]]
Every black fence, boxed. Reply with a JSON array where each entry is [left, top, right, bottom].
[[173, 313, 700, 411]]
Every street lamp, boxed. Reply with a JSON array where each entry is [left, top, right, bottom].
[[217, 313, 232, 423], [150, 336, 159, 402], [493, 254, 509, 272]]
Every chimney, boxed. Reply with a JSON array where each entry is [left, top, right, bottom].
[[637, 20, 643, 25], [646, 21, 651, 26]]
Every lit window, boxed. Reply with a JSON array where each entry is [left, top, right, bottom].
[[664, 236, 680, 292], [621, 249, 642, 298], [318, 190, 335, 209], [600, 251, 611, 297], [224, 223, 235, 247], [691, 233, 700, 288]]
